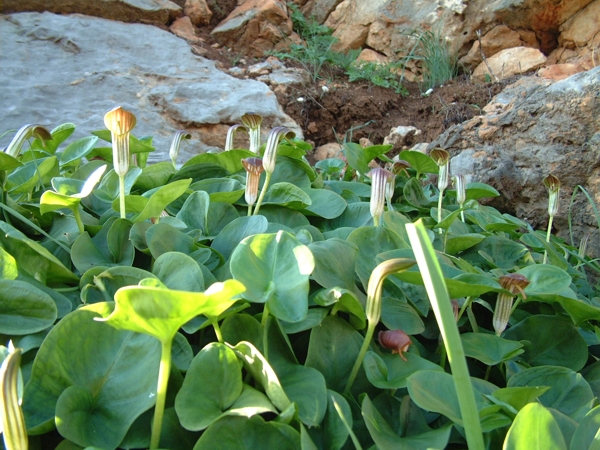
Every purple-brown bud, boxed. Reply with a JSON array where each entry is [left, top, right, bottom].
[[379, 329, 412, 361]]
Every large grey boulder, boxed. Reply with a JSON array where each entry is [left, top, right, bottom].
[[0, 12, 300, 163], [1, 0, 182, 26], [432, 67, 600, 255]]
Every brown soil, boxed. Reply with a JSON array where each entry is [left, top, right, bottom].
[[196, 29, 511, 155]]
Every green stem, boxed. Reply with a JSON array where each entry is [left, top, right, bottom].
[[373, 214, 380, 227], [344, 322, 375, 396], [457, 296, 473, 322], [150, 340, 172, 450], [261, 305, 270, 359], [253, 172, 272, 216], [118, 175, 126, 219], [437, 189, 444, 234], [543, 215, 554, 264], [213, 320, 224, 343], [466, 304, 479, 333], [72, 206, 84, 234], [247, 204, 253, 216]]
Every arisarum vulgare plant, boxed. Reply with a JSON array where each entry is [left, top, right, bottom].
[[453, 174, 466, 221], [224, 124, 247, 151], [241, 157, 264, 216], [344, 258, 416, 395], [431, 148, 450, 230], [168, 130, 191, 168], [241, 112, 263, 154], [104, 106, 136, 219], [493, 273, 530, 336], [367, 167, 394, 226], [543, 173, 561, 264], [253, 126, 295, 215]]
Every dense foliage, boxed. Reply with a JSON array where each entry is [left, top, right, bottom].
[[1, 115, 600, 450]]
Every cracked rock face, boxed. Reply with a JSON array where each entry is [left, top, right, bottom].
[[0, 12, 300, 163]]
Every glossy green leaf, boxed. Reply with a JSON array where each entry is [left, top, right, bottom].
[[307, 390, 351, 450], [381, 296, 425, 334], [343, 142, 391, 176], [7, 156, 57, 194], [23, 302, 160, 446], [489, 386, 550, 413], [508, 366, 594, 421], [403, 177, 434, 211], [0, 247, 19, 280], [0, 152, 22, 171], [461, 333, 524, 366], [230, 231, 314, 323], [121, 179, 191, 223], [182, 150, 253, 174], [262, 182, 312, 209], [301, 188, 346, 219], [59, 136, 99, 166], [503, 403, 567, 450], [71, 219, 134, 273], [312, 288, 366, 329], [445, 273, 502, 298], [464, 182, 500, 200], [324, 181, 371, 198], [94, 167, 142, 203], [171, 163, 229, 184], [175, 343, 243, 431], [0, 221, 78, 285], [503, 316, 587, 371], [308, 239, 357, 291], [191, 178, 244, 204], [211, 215, 268, 260], [0, 279, 57, 335], [99, 280, 245, 344], [80, 266, 156, 304], [570, 405, 600, 450], [134, 162, 176, 191], [398, 150, 438, 177], [193, 415, 300, 450], [362, 394, 452, 450], [305, 316, 364, 393], [152, 252, 205, 292], [364, 351, 443, 390]]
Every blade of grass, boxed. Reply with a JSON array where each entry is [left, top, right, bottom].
[[406, 219, 484, 450]]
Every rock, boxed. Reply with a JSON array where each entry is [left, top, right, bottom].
[[2, 0, 182, 26], [383, 126, 421, 151], [314, 142, 342, 161], [169, 15, 204, 44], [211, 0, 294, 58], [472, 47, 547, 82], [460, 25, 534, 69], [492, 0, 595, 53], [355, 49, 388, 65], [301, 0, 343, 23], [538, 63, 585, 81], [431, 67, 600, 255], [184, 0, 212, 25], [0, 12, 300, 163], [258, 68, 311, 86]]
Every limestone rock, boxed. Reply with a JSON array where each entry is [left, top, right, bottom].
[[211, 0, 294, 58], [300, 0, 343, 23], [383, 126, 421, 151], [184, 0, 212, 25], [472, 47, 547, 82], [2, 0, 182, 26], [0, 12, 300, 163], [431, 67, 600, 255], [355, 49, 388, 65], [170, 15, 204, 44], [314, 142, 343, 161], [460, 25, 535, 69], [538, 63, 585, 81]]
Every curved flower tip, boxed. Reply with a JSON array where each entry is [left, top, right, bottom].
[[430, 148, 450, 166], [499, 273, 530, 298], [263, 126, 295, 173], [242, 157, 265, 174], [104, 106, 136, 135], [388, 160, 412, 177], [379, 329, 412, 361], [543, 174, 561, 192], [241, 112, 263, 129]]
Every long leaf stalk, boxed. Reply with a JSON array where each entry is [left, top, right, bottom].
[[406, 220, 484, 450], [0, 345, 28, 450], [343, 258, 416, 396], [150, 340, 172, 450]]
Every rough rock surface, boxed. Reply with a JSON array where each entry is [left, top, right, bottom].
[[0, 12, 300, 162], [211, 0, 294, 58], [1, 0, 182, 26], [431, 67, 600, 254], [472, 47, 547, 81]]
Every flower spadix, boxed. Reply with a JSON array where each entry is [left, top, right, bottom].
[[225, 123, 246, 151], [493, 273, 530, 336], [104, 106, 136, 177], [367, 167, 394, 226], [242, 157, 264, 213], [241, 113, 263, 154]]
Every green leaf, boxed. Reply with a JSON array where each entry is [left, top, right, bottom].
[[134, 162, 176, 191], [23, 302, 160, 446], [503, 403, 567, 450], [364, 351, 443, 390], [128, 179, 191, 223], [308, 239, 357, 291], [0, 279, 57, 335], [398, 150, 438, 177], [7, 156, 57, 194], [183, 150, 254, 174], [175, 343, 243, 431], [489, 386, 550, 413], [211, 216, 269, 261], [191, 178, 244, 204], [230, 231, 314, 323], [152, 252, 205, 292], [305, 316, 364, 393], [362, 394, 452, 450], [464, 182, 500, 200], [193, 415, 300, 450], [323, 202, 372, 229], [570, 405, 600, 450], [508, 366, 594, 421], [71, 219, 134, 273], [403, 177, 435, 211], [80, 266, 156, 304], [343, 142, 391, 175], [301, 188, 346, 219], [59, 136, 99, 166], [461, 333, 524, 366], [262, 182, 312, 209], [99, 280, 245, 344], [0, 153, 23, 171], [503, 316, 588, 371]]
